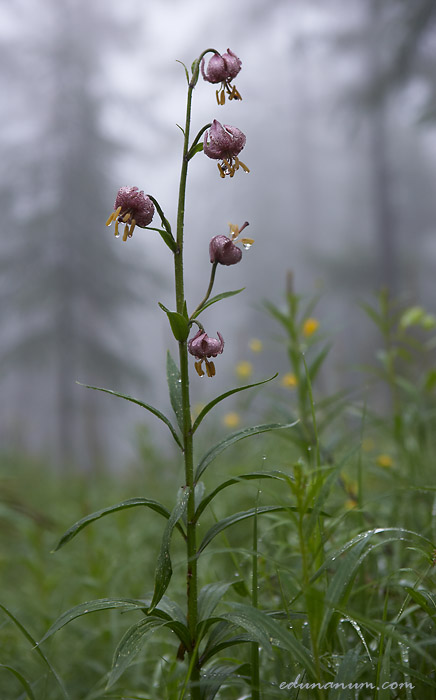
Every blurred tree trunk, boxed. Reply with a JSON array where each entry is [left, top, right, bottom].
[[367, 0, 397, 295]]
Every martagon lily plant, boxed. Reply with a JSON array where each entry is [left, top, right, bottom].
[[39, 49, 297, 699]]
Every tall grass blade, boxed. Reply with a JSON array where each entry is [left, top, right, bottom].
[[0, 664, 36, 700], [0, 603, 69, 699]]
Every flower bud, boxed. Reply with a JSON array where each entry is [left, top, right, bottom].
[[209, 235, 242, 265]]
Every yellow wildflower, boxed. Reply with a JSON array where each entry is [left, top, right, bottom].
[[302, 318, 319, 337], [376, 454, 393, 468], [281, 373, 298, 388], [235, 361, 253, 379], [223, 412, 241, 428], [191, 403, 205, 420], [345, 498, 358, 510], [249, 338, 263, 353], [362, 437, 374, 452]]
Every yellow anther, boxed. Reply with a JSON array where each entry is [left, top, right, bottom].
[[195, 361, 205, 377], [241, 237, 254, 247], [229, 85, 242, 101], [122, 224, 129, 241], [229, 223, 239, 240], [130, 220, 136, 237], [114, 219, 120, 237], [217, 163, 225, 178], [215, 89, 220, 106], [205, 360, 216, 377], [220, 90, 225, 105], [239, 160, 250, 173], [105, 211, 115, 226], [122, 212, 131, 223]]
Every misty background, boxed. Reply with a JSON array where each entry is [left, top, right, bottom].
[[2, 0, 436, 470]]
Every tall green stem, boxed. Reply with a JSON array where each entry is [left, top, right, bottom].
[[174, 79, 200, 698]]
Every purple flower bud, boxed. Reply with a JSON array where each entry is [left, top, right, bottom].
[[188, 330, 224, 377], [201, 49, 242, 104], [209, 235, 242, 265], [106, 186, 155, 241], [203, 121, 249, 178]]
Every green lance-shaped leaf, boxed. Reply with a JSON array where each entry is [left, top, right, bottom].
[[38, 598, 150, 645], [158, 228, 178, 253], [0, 604, 69, 700], [159, 302, 189, 341], [201, 662, 251, 700], [53, 498, 186, 552], [404, 587, 436, 625], [195, 421, 298, 481], [195, 471, 286, 521], [190, 288, 245, 320], [316, 536, 369, 647], [197, 582, 236, 625], [222, 603, 318, 677], [167, 350, 184, 433], [198, 505, 299, 553], [192, 374, 278, 433], [168, 311, 190, 341], [76, 382, 182, 450], [148, 487, 190, 614], [0, 665, 36, 700], [309, 527, 434, 585], [107, 616, 186, 689]]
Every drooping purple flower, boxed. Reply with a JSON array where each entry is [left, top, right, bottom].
[[209, 222, 253, 265], [209, 235, 242, 266], [203, 120, 249, 178], [105, 186, 155, 241], [201, 53, 228, 84], [188, 330, 224, 377], [222, 49, 242, 79], [201, 48, 242, 104]]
